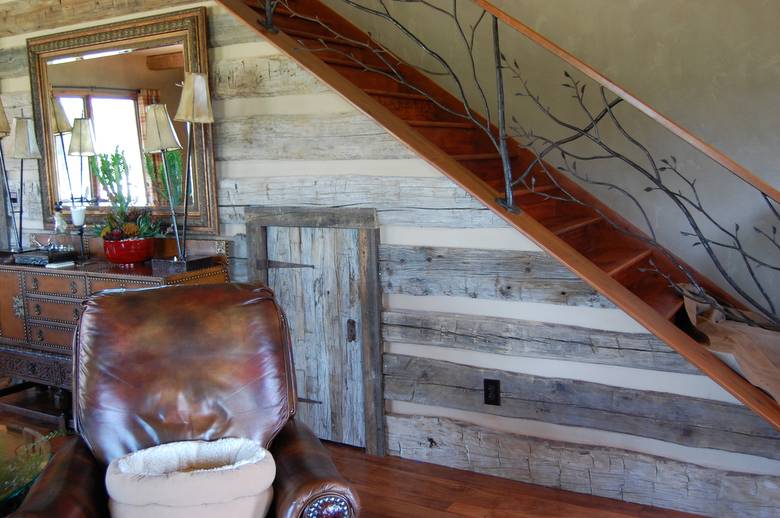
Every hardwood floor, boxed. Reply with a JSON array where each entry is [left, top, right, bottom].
[[0, 412, 695, 517], [325, 443, 698, 518]]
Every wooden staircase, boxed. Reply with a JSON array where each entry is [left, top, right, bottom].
[[217, 0, 780, 430]]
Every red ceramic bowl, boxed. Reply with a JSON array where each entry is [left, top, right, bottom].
[[103, 238, 155, 265]]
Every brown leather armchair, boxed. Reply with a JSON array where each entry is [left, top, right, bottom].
[[11, 283, 360, 518]]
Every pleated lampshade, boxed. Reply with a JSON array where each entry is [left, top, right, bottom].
[[69, 118, 96, 156], [0, 103, 10, 138], [50, 97, 73, 135], [174, 72, 214, 123], [144, 104, 181, 153], [9, 118, 41, 159]]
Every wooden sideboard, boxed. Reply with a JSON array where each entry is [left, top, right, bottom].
[[0, 259, 229, 389]]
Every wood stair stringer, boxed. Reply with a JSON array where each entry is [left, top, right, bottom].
[[216, 0, 780, 431]]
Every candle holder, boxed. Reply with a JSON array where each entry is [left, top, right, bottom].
[[71, 205, 87, 260]]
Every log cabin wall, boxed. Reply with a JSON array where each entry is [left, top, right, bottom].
[[1, 2, 779, 515]]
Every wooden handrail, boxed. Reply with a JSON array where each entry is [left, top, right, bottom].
[[473, 0, 780, 205]]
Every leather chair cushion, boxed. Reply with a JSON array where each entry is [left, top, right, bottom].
[[106, 438, 274, 518], [75, 284, 296, 465]]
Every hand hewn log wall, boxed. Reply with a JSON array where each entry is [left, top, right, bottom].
[[384, 354, 780, 460], [382, 309, 697, 373], [386, 414, 780, 517], [2, 2, 779, 515]]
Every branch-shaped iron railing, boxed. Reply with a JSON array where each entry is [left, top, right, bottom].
[[261, 0, 517, 207], [258, 0, 779, 328], [507, 66, 779, 327]]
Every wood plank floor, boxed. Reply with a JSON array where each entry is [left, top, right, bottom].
[[0, 411, 695, 517], [325, 443, 698, 518]]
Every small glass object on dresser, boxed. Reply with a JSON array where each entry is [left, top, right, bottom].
[[47, 204, 74, 253]]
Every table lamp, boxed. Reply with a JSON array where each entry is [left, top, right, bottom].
[[0, 103, 21, 252], [174, 72, 214, 260], [68, 117, 96, 205], [50, 97, 75, 206], [8, 117, 41, 251], [144, 104, 183, 259]]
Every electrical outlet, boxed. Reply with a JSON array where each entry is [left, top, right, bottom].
[[484, 378, 501, 406], [9, 190, 18, 205]]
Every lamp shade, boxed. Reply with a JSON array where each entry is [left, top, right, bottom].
[[175, 72, 214, 123], [50, 97, 72, 135], [144, 104, 181, 153], [0, 103, 9, 137], [68, 118, 96, 156], [9, 117, 41, 159]]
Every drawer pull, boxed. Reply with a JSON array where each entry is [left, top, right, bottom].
[[73, 307, 80, 321], [33, 303, 42, 316], [36, 329, 44, 342], [31, 277, 39, 290], [70, 281, 78, 294]]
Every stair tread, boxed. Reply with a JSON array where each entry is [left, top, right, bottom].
[[322, 56, 389, 71], [407, 120, 475, 129], [485, 176, 556, 191], [453, 153, 506, 161], [284, 28, 371, 49], [630, 276, 684, 320], [539, 214, 602, 235], [364, 89, 430, 101], [589, 247, 652, 277]]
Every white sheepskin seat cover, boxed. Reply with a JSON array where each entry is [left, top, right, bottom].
[[106, 438, 275, 518]]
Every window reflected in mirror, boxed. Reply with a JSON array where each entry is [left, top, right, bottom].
[[46, 43, 186, 210]]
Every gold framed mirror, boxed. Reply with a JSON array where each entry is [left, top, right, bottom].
[[27, 7, 218, 235]]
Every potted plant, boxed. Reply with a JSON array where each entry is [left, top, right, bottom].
[[91, 148, 162, 265]]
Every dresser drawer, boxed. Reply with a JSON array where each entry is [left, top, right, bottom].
[[26, 298, 82, 325], [24, 272, 86, 299], [88, 277, 158, 294], [27, 323, 75, 352]]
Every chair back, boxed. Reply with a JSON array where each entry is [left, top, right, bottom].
[[74, 283, 297, 464]]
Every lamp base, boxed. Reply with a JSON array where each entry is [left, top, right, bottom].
[[151, 255, 215, 276]]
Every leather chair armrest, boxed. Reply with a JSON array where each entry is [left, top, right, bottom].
[[10, 435, 108, 518], [270, 420, 360, 518]]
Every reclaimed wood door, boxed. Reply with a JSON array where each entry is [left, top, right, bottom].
[[246, 208, 382, 453]]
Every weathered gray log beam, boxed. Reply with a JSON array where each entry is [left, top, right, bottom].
[[220, 205, 504, 229], [385, 414, 780, 518], [218, 175, 483, 209], [379, 245, 613, 308], [382, 309, 698, 374], [212, 54, 331, 99], [383, 354, 780, 460], [214, 113, 415, 161], [0, 47, 27, 80], [0, 0, 194, 38]]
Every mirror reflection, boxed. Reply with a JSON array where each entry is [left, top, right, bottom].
[[29, 8, 217, 235], [47, 43, 186, 209]]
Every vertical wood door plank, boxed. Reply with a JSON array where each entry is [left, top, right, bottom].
[[268, 225, 366, 447]]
